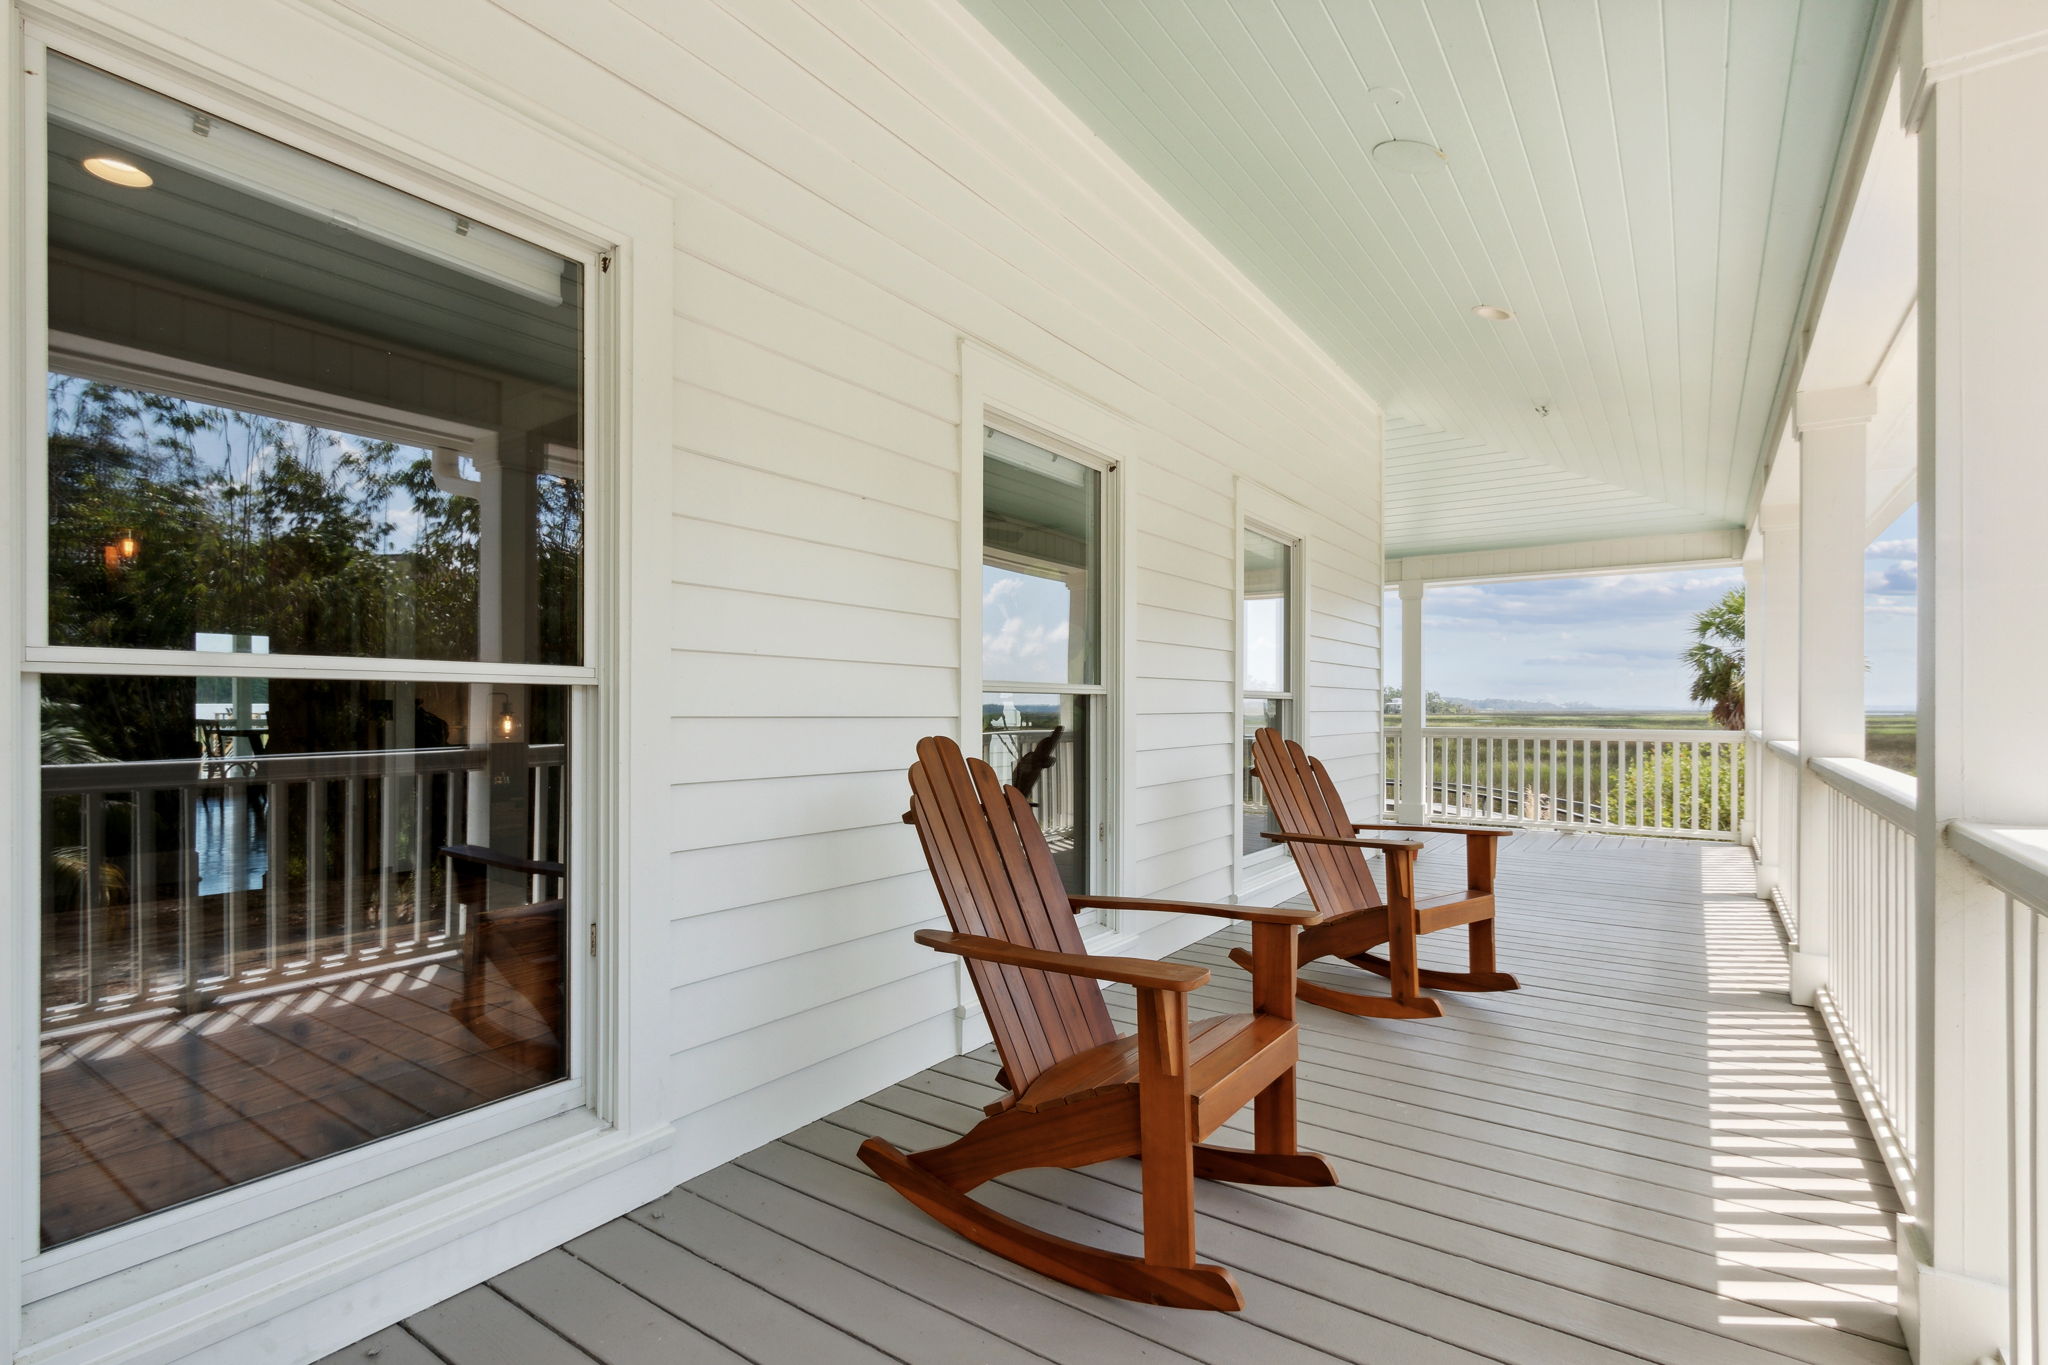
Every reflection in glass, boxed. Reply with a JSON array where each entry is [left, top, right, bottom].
[[38, 675, 569, 1247], [983, 429, 1099, 685], [47, 377, 585, 663], [983, 691, 1091, 894], [38, 56, 589, 1250], [1243, 698, 1288, 856], [45, 55, 583, 666], [1243, 530, 1290, 694]]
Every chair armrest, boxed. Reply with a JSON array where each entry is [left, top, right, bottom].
[[1261, 831, 1424, 854], [1351, 822, 1513, 839], [440, 844, 566, 877], [1067, 895, 1315, 926], [913, 930, 1208, 993]]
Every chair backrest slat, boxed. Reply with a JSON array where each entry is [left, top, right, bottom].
[[1250, 728, 1384, 918], [907, 736, 1116, 1092]]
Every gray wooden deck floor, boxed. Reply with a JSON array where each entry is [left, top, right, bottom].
[[324, 832, 1903, 1365]]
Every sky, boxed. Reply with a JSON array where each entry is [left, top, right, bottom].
[[1864, 505, 1918, 711], [1387, 505, 1919, 713], [983, 564, 1074, 683]]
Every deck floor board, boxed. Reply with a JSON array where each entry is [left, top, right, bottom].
[[321, 835, 1903, 1365]]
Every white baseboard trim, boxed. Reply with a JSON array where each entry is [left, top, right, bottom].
[[22, 1119, 676, 1365], [1809, 986, 1919, 1215]]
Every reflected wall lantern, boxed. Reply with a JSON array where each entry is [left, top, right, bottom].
[[102, 530, 139, 574]]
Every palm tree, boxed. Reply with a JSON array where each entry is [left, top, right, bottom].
[[1683, 588, 1746, 730]]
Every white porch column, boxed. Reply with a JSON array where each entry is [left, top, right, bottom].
[[1905, 5, 2048, 1355], [1753, 508, 1800, 903], [1395, 576, 1427, 823], [1789, 387, 1873, 1007]]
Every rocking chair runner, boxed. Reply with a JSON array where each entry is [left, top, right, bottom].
[[860, 735, 1334, 1311], [1243, 728, 1518, 1020]]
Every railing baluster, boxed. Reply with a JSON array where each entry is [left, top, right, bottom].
[[1630, 740, 1646, 826], [179, 786, 199, 1013], [308, 779, 325, 963], [265, 779, 284, 975], [130, 787, 149, 1005], [343, 776, 362, 961], [1598, 737, 1610, 829], [377, 768, 396, 956], [84, 792, 109, 1008]]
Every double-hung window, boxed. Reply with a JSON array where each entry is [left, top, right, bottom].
[[33, 56, 591, 1249], [1241, 528, 1297, 867], [980, 427, 1108, 896]]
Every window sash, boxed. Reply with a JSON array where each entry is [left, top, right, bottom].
[[22, 44, 607, 1275]]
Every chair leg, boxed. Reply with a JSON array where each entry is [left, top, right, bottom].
[[1342, 907, 1519, 994], [1385, 906, 1423, 1013], [1189, 1068, 1339, 1188], [1466, 917, 1519, 990], [1137, 990, 1197, 1270], [1254, 1068, 1296, 1154]]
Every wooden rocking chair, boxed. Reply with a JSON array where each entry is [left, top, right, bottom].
[[860, 735, 1334, 1311], [1241, 728, 1517, 1020]]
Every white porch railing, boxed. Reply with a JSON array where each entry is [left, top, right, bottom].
[[1808, 757, 1920, 1192], [1384, 726, 1745, 840], [1770, 750, 2048, 1363], [40, 743, 566, 1032]]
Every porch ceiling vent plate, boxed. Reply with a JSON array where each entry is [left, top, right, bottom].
[[1370, 139, 1447, 174]]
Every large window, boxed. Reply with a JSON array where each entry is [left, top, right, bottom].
[[1241, 528, 1296, 865], [35, 57, 587, 1247], [981, 428, 1106, 895]]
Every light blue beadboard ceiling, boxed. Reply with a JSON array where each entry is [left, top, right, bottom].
[[962, 0, 1881, 558]]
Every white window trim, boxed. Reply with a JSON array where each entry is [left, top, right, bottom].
[[1234, 479, 1313, 902], [6, 21, 679, 1363], [956, 342, 1139, 1047], [978, 431, 1116, 903]]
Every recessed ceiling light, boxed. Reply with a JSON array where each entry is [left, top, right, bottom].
[[1371, 139, 1446, 175], [82, 155, 152, 188], [1471, 304, 1515, 322]]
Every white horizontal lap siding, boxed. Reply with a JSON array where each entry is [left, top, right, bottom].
[[54, 0, 1383, 1212], [1128, 477, 1235, 900], [1305, 518, 1386, 803]]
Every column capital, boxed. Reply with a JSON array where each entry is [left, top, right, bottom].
[[1397, 579, 1424, 601], [1794, 385, 1878, 435], [1757, 503, 1801, 534]]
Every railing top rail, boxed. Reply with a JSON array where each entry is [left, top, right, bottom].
[[1809, 756, 1917, 829], [1947, 821, 2048, 914], [1767, 738, 1801, 762], [40, 742, 564, 793], [1416, 726, 1742, 743]]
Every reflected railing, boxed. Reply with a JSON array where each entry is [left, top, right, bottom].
[[981, 727, 1076, 837], [40, 742, 565, 1033]]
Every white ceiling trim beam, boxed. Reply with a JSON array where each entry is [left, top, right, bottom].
[[1388, 528, 1745, 586]]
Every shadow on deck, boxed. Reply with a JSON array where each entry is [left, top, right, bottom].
[[326, 833, 1903, 1365]]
